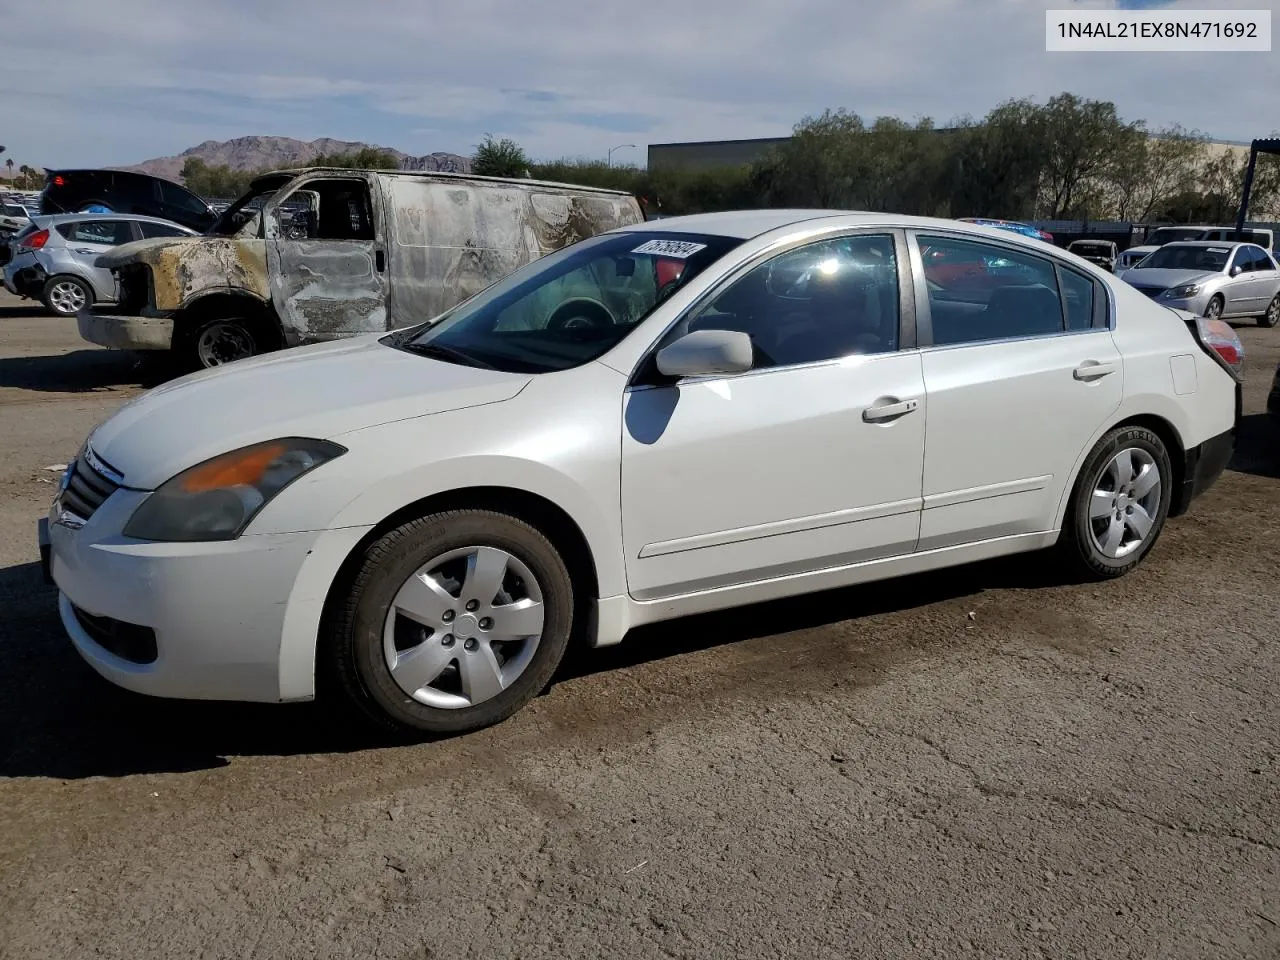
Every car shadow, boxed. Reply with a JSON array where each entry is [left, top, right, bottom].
[[0, 302, 49, 320], [0, 350, 172, 393], [0, 551, 1069, 781], [1228, 413, 1280, 479]]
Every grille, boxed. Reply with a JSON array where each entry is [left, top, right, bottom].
[[59, 451, 122, 521]]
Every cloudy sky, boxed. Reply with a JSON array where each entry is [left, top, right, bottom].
[[1, 0, 1276, 170]]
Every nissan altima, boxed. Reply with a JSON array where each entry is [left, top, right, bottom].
[[41, 211, 1243, 736]]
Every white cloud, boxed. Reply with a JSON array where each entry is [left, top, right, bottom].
[[0, 0, 1276, 170]]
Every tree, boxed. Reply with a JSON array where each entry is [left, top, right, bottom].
[[1037, 93, 1141, 218], [1104, 125, 1207, 222], [310, 147, 400, 169], [472, 135, 530, 178], [4, 158, 12, 179]]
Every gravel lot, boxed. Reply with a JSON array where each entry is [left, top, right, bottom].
[[1, 289, 1277, 960]]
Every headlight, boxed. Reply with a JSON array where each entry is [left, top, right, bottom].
[[123, 437, 345, 542], [1164, 283, 1201, 299]]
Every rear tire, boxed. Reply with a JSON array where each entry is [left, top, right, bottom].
[[1060, 425, 1172, 580], [324, 509, 575, 737], [41, 274, 93, 316], [1259, 294, 1280, 328]]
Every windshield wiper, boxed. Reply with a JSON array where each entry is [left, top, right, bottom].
[[400, 341, 494, 369]]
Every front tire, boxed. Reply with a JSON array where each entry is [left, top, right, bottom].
[[177, 315, 259, 370], [325, 509, 575, 736], [1259, 294, 1280, 328], [1204, 295, 1224, 322], [1061, 426, 1172, 580], [42, 275, 92, 316]]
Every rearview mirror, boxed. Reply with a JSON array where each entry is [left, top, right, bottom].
[[656, 329, 753, 378]]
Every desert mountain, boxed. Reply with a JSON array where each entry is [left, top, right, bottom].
[[125, 136, 472, 182]]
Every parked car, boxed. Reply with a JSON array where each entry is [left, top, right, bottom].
[[0, 199, 34, 237], [1202, 226, 1275, 249], [957, 217, 1054, 244], [2, 214, 197, 316], [79, 168, 644, 370], [40, 210, 1241, 736], [1120, 241, 1280, 326], [39, 169, 218, 233], [1067, 239, 1118, 272]]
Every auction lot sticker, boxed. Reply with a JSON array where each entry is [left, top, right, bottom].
[[1046, 9, 1271, 51], [632, 239, 708, 258]]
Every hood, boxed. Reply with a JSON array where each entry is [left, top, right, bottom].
[[1121, 268, 1215, 290], [87, 334, 532, 490], [96, 236, 199, 269]]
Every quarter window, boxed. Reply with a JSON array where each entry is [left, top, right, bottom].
[[919, 235, 1063, 345], [684, 234, 901, 368], [1059, 267, 1095, 331]]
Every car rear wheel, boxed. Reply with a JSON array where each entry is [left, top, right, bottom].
[[324, 509, 575, 736], [1061, 425, 1172, 580], [41, 275, 92, 316], [1259, 294, 1280, 328], [1204, 295, 1224, 321]]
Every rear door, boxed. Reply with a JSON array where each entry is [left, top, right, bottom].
[[56, 219, 138, 298], [910, 230, 1121, 550], [263, 176, 388, 340]]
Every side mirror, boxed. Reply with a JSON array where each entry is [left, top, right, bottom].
[[1230, 264, 1243, 277], [656, 329, 753, 379]]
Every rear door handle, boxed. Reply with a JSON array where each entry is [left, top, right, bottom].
[[1073, 360, 1118, 381], [863, 398, 919, 422]]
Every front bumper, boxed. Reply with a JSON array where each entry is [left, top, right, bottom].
[[45, 484, 363, 703], [1169, 384, 1240, 516], [77, 308, 174, 351]]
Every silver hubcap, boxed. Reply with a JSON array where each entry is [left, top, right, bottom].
[[49, 280, 87, 314], [383, 546, 544, 709], [1089, 448, 1162, 559], [1267, 298, 1279, 323], [196, 321, 254, 367], [1206, 298, 1222, 320]]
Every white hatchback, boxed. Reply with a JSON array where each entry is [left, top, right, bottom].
[[41, 211, 1243, 735]]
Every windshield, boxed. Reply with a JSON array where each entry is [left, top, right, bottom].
[[1070, 242, 1111, 253], [1146, 228, 1207, 245], [1137, 244, 1230, 272], [206, 177, 291, 236], [396, 231, 743, 373]]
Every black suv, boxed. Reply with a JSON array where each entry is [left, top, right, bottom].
[[40, 169, 217, 233]]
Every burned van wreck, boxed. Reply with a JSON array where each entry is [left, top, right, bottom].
[[79, 168, 644, 369]]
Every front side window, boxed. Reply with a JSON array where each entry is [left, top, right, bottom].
[[59, 220, 134, 245], [1230, 247, 1257, 273], [920, 235, 1062, 345], [681, 234, 901, 368], [397, 231, 743, 373], [276, 179, 374, 242]]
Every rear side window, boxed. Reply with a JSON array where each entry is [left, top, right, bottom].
[[156, 180, 211, 215], [919, 235, 1063, 345], [58, 220, 135, 245]]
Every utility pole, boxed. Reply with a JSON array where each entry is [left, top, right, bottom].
[[607, 144, 635, 167]]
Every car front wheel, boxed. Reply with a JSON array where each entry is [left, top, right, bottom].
[[1061, 425, 1173, 579], [325, 509, 575, 736]]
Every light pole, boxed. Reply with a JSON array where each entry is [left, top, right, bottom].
[[607, 144, 635, 167]]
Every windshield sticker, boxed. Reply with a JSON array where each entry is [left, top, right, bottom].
[[631, 239, 707, 258], [1208, 247, 1230, 254]]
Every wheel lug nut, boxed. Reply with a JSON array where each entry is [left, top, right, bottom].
[[479, 617, 493, 630], [441, 634, 455, 647], [465, 600, 479, 612], [442, 610, 455, 623], [464, 638, 478, 651]]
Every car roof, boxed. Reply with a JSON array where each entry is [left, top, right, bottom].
[[258, 167, 635, 198], [1162, 240, 1255, 249], [611, 209, 1066, 245], [30, 212, 194, 228]]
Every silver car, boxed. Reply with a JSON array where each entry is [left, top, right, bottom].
[[2, 213, 196, 316], [1121, 241, 1280, 327]]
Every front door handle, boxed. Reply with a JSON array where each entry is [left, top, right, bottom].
[[1073, 360, 1118, 381], [863, 398, 919, 423]]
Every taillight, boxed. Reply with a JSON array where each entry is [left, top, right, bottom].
[[1194, 315, 1245, 380], [52, 175, 65, 186], [19, 228, 49, 250]]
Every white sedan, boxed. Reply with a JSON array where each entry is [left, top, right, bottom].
[[41, 211, 1243, 735]]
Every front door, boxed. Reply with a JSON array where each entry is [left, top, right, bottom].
[[264, 177, 388, 342], [911, 231, 1122, 551], [621, 232, 926, 601]]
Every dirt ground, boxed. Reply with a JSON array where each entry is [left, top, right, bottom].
[[0, 289, 1277, 960]]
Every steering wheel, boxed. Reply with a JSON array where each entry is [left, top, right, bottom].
[[546, 297, 616, 331]]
